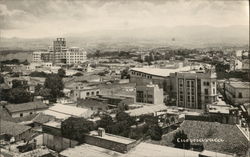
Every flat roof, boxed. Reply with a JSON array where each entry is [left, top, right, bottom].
[[127, 142, 199, 157], [131, 66, 191, 77], [43, 121, 61, 128], [208, 104, 230, 114], [60, 144, 122, 157], [229, 81, 250, 89], [89, 131, 136, 145], [200, 150, 233, 157], [125, 104, 167, 116]]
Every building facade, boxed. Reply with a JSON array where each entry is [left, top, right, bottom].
[[136, 83, 164, 105], [73, 85, 100, 101], [66, 47, 87, 65], [224, 81, 250, 105], [170, 70, 217, 109]]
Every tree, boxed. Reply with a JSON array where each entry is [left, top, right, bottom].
[[121, 68, 130, 79], [148, 125, 162, 141], [35, 84, 43, 95], [172, 130, 190, 149], [34, 84, 51, 99], [61, 117, 94, 143], [30, 71, 47, 77], [58, 68, 66, 78], [44, 74, 64, 102], [12, 80, 28, 89], [7, 88, 31, 103], [99, 114, 113, 129], [0, 75, 4, 84]]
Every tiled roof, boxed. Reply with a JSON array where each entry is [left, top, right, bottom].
[[5, 101, 48, 113], [32, 113, 54, 124], [0, 120, 31, 136]]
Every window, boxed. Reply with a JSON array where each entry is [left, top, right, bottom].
[[30, 112, 33, 115], [96, 91, 99, 95], [238, 92, 243, 98], [86, 92, 90, 96], [20, 113, 23, 117], [191, 81, 194, 87], [91, 92, 94, 95], [204, 89, 209, 95], [213, 88, 215, 94]]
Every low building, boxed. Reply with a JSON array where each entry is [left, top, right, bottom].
[[5, 101, 48, 118], [224, 81, 250, 105], [43, 103, 93, 120], [136, 83, 164, 105], [84, 128, 137, 153], [73, 85, 100, 101], [0, 120, 32, 142]]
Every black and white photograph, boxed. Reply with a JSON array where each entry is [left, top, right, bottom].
[[0, 0, 249, 156]]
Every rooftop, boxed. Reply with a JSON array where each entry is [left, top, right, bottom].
[[208, 104, 230, 114], [77, 99, 108, 108], [228, 81, 250, 89], [32, 113, 55, 124], [43, 103, 92, 120], [125, 104, 167, 116], [131, 66, 191, 77], [0, 120, 31, 136], [89, 131, 136, 145], [159, 120, 248, 156], [60, 144, 122, 157], [5, 101, 48, 113]]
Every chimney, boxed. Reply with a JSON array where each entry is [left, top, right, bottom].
[[98, 128, 105, 137]]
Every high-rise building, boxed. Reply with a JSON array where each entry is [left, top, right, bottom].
[[66, 47, 87, 65], [170, 69, 217, 109], [136, 83, 164, 105], [52, 38, 67, 64]]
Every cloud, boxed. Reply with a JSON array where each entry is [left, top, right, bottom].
[[0, 0, 248, 38]]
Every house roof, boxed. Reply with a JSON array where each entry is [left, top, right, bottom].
[[43, 103, 92, 120], [0, 120, 31, 136], [32, 113, 55, 124], [162, 120, 248, 155], [5, 101, 48, 113]]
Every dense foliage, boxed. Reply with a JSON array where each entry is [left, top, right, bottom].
[[61, 117, 94, 143], [44, 74, 64, 102]]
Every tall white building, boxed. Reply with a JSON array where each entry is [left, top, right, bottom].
[[66, 47, 87, 65]]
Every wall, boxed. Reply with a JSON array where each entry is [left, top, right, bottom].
[[43, 133, 78, 152], [11, 109, 44, 118], [85, 134, 137, 153]]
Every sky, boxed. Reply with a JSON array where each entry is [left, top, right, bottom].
[[0, 0, 249, 38]]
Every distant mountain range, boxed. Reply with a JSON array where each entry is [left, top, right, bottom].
[[0, 25, 249, 50]]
